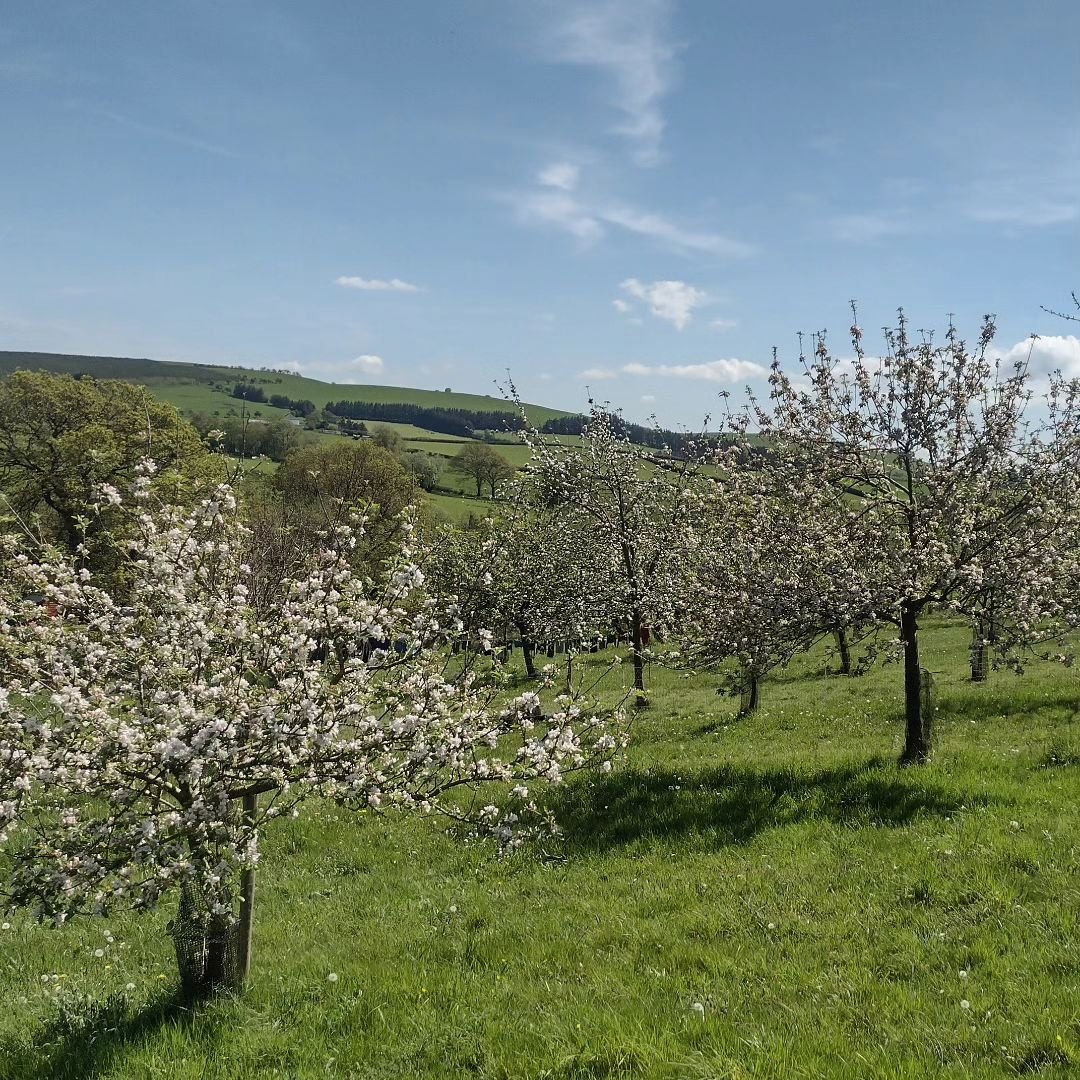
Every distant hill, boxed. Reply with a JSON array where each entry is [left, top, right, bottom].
[[0, 351, 574, 427]]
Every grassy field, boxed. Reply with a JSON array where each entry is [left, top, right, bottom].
[[0, 352, 572, 427], [3, 619, 1078, 1078]]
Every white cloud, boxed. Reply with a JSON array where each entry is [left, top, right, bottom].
[[710, 317, 737, 330], [543, 0, 678, 166], [578, 367, 618, 380], [622, 358, 766, 382], [538, 161, 580, 191], [620, 277, 707, 330], [335, 276, 422, 293], [612, 298, 632, 313], [996, 335, 1080, 377], [640, 394, 656, 403], [351, 354, 385, 375]]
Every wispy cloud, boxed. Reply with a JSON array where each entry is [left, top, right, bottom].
[[710, 317, 737, 330], [578, 366, 618, 380], [71, 103, 241, 159], [352, 354, 385, 374], [335, 276, 422, 293], [623, 358, 766, 382], [506, 166, 753, 256], [537, 161, 580, 191], [543, 0, 678, 166], [619, 277, 707, 329]]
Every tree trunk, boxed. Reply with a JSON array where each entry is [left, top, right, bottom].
[[201, 917, 233, 994], [237, 793, 258, 985], [630, 609, 646, 695], [739, 671, 761, 717], [521, 638, 537, 679], [474, 478, 482, 497], [900, 603, 930, 764], [835, 627, 852, 676], [970, 627, 989, 682]]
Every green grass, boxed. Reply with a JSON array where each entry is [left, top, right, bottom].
[[3, 620, 1078, 1078]]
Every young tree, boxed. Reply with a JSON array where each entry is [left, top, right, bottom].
[[524, 406, 705, 696], [677, 474, 861, 715], [0, 467, 627, 998], [430, 493, 605, 680], [749, 309, 1080, 763]]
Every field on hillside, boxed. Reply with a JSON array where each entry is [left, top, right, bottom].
[[3, 618, 1078, 1079], [0, 352, 572, 427]]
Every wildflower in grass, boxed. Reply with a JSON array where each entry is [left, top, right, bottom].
[[327, 972, 339, 983], [961, 1000, 970, 1010], [690, 1002, 705, 1017], [93, 948, 104, 958], [125, 982, 135, 991]]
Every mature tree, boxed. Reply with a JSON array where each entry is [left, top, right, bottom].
[[400, 450, 442, 492], [748, 309, 1080, 763], [242, 440, 425, 612], [0, 371, 214, 557], [524, 407, 705, 696], [0, 468, 627, 999], [450, 442, 514, 498]]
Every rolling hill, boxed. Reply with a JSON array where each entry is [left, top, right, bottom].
[[0, 351, 573, 427]]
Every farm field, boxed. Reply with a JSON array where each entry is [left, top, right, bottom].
[[3, 618, 1078, 1079]]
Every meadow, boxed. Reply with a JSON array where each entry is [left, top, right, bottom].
[[3, 619, 1077, 1079]]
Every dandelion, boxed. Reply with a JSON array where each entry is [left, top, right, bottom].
[[327, 972, 339, 983], [93, 948, 105, 958], [960, 1000, 970, 1010], [125, 983, 136, 992], [959, 969, 967, 979], [690, 1001, 705, 1017], [1, 922, 9, 931]]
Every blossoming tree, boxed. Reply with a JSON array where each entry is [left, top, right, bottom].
[[0, 465, 627, 997], [523, 406, 706, 697], [748, 309, 1080, 763]]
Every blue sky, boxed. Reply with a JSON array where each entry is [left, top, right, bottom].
[[2, 0, 1078, 425]]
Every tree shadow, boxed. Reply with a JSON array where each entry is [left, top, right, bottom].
[[935, 683, 1080, 723], [1, 990, 221, 1080], [551, 757, 990, 855]]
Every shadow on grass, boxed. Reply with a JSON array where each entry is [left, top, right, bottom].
[[935, 682, 1080, 723], [0, 990, 220, 1080], [551, 757, 990, 855]]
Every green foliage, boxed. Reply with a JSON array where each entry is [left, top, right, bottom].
[[0, 370, 218, 559]]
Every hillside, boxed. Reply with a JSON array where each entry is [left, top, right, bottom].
[[0, 351, 573, 427]]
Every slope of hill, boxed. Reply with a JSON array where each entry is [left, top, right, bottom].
[[0, 351, 573, 427]]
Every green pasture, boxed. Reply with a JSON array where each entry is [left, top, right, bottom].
[[3, 618, 1078, 1078]]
